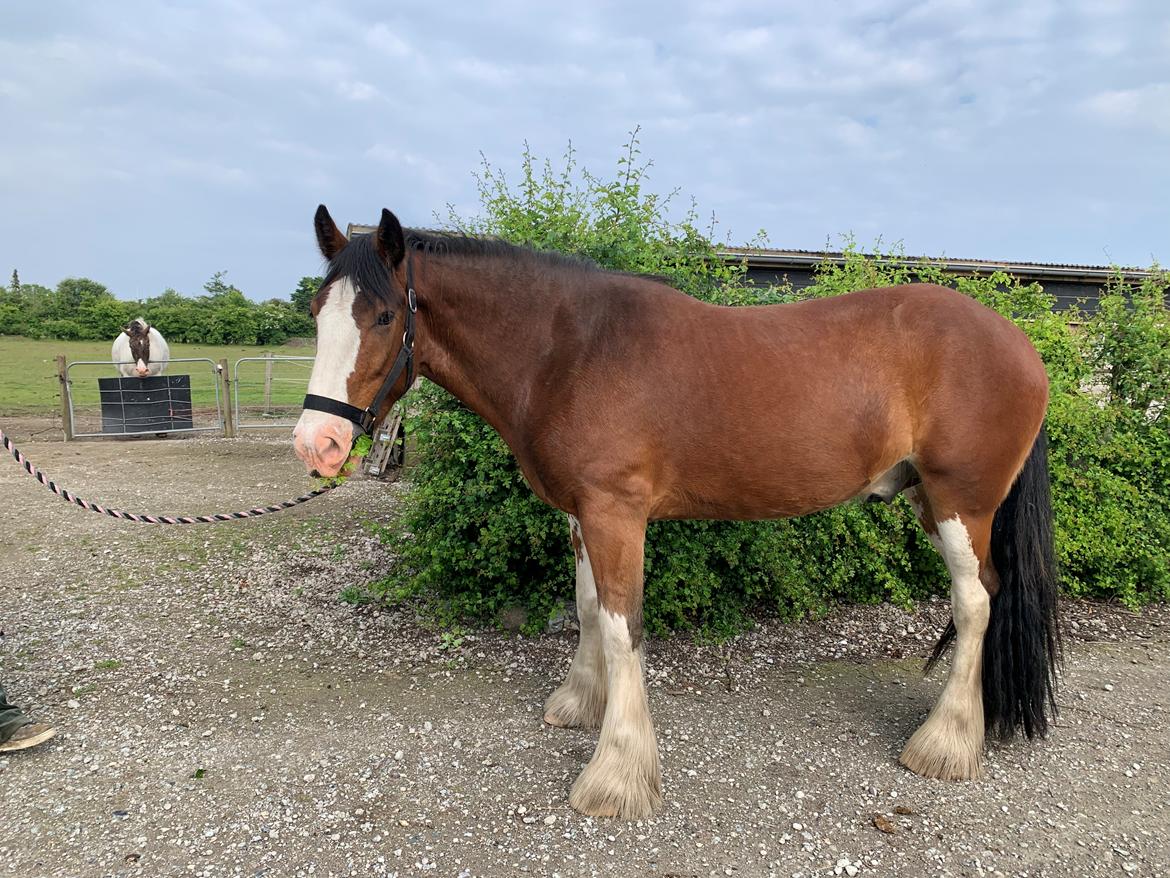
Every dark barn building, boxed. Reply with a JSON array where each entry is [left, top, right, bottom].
[[720, 247, 1154, 312]]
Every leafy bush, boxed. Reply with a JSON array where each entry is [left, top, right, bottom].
[[1048, 274, 1170, 606], [373, 140, 1167, 633]]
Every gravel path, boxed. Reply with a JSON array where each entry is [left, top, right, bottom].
[[0, 429, 1167, 877]]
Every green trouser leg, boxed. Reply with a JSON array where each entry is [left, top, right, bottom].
[[0, 681, 32, 743]]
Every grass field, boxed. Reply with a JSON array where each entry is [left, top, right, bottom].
[[0, 335, 317, 416]]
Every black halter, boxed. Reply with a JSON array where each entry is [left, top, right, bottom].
[[301, 254, 417, 435]]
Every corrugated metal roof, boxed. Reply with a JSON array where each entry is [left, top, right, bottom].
[[344, 224, 1152, 281], [719, 247, 1152, 281]]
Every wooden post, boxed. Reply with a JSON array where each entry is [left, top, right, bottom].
[[263, 352, 274, 416], [218, 358, 236, 438], [57, 354, 73, 441]]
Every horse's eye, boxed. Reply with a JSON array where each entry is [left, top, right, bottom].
[[377, 311, 392, 326]]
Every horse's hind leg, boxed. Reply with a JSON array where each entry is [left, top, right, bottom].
[[544, 515, 607, 729], [900, 490, 993, 781]]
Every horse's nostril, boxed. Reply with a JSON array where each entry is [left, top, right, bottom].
[[316, 435, 346, 465]]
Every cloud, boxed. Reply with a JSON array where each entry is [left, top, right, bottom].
[[162, 159, 253, 187], [365, 22, 413, 58], [451, 58, 519, 87], [337, 80, 382, 102], [365, 144, 440, 173], [0, 78, 27, 99], [1082, 83, 1170, 133], [0, 0, 1165, 300]]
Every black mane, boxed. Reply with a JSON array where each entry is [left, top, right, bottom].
[[404, 228, 601, 274], [321, 227, 662, 308]]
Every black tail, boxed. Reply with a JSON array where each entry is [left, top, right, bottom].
[[925, 424, 1062, 739]]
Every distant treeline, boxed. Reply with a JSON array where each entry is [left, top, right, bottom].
[[0, 270, 321, 345]]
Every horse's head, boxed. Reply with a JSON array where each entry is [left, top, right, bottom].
[[125, 318, 151, 376], [293, 204, 414, 477]]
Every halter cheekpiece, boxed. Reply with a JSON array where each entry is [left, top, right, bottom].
[[301, 252, 418, 435]]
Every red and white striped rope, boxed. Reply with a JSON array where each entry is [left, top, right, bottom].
[[0, 427, 337, 524]]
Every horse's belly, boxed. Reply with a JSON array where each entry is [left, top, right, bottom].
[[651, 463, 870, 521], [648, 408, 912, 521]]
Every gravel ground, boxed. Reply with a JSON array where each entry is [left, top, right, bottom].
[[0, 425, 1167, 878]]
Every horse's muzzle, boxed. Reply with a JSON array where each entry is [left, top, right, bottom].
[[292, 412, 353, 477]]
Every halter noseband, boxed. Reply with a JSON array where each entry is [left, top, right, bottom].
[[301, 253, 417, 435]]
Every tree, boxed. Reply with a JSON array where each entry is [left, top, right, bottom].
[[203, 271, 238, 299], [0, 271, 25, 334], [142, 289, 205, 343], [40, 278, 121, 339], [291, 276, 322, 315], [10, 283, 57, 337], [77, 297, 132, 340], [57, 277, 111, 307]]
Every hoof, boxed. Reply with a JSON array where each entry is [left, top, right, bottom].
[[543, 709, 571, 728], [569, 751, 662, 819], [543, 681, 605, 730], [899, 715, 984, 781]]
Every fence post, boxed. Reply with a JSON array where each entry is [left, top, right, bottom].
[[57, 354, 73, 441], [263, 352, 274, 415], [218, 358, 236, 438]]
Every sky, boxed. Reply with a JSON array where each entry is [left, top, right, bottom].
[[1, 0, 1167, 302]]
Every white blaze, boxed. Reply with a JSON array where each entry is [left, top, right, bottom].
[[296, 278, 362, 439]]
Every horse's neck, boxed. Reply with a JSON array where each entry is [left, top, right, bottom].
[[415, 256, 585, 439]]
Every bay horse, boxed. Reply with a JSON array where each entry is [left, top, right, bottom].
[[112, 318, 170, 378], [293, 206, 1060, 820]]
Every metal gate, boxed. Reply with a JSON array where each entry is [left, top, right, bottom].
[[64, 358, 224, 439], [232, 355, 315, 429]]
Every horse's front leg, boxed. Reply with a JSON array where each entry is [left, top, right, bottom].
[[565, 503, 662, 819], [543, 515, 607, 729]]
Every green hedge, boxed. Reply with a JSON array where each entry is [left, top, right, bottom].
[[371, 140, 1170, 635], [1, 272, 319, 345]]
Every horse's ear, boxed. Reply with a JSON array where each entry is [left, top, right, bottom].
[[375, 208, 405, 267], [314, 204, 348, 261]]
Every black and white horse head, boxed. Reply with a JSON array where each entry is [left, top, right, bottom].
[[112, 318, 170, 378]]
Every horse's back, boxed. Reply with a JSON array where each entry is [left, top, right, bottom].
[[111, 333, 133, 376], [147, 327, 170, 375]]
